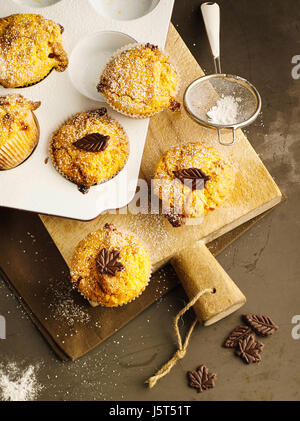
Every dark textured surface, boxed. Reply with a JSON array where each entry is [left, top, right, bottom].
[[0, 0, 299, 401]]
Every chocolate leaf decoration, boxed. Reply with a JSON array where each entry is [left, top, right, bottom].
[[243, 314, 279, 337], [170, 100, 181, 112], [166, 212, 185, 228], [145, 43, 159, 51], [235, 334, 264, 364], [224, 325, 254, 348], [96, 248, 124, 277], [77, 185, 90, 195], [187, 365, 217, 393], [173, 168, 211, 190], [90, 108, 107, 118], [73, 133, 110, 153]]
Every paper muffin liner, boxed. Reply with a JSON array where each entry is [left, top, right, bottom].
[[0, 69, 54, 90], [0, 111, 39, 170], [16, 69, 54, 89], [49, 111, 130, 193], [98, 43, 181, 120], [87, 267, 152, 308]]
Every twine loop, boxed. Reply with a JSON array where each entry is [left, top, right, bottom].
[[146, 287, 214, 389]]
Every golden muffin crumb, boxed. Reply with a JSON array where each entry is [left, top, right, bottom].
[[98, 43, 180, 117], [70, 224, 151, 307], [50, 108, 129, 193], [153, 142, 235, 226], [0, 94, 40, 170], [0, 14, 68, 88], [0, 94, 40, 146]]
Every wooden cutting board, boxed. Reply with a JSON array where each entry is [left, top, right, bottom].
[[41, 24, 282, 325]]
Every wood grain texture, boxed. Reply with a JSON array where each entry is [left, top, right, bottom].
[[171, 242, 246, 326], [40, 25, 282, 272]]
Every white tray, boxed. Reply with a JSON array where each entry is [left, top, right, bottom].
[[0, 0, 175, 220]]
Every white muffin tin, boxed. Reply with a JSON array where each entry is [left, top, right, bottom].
[[0, 0, 175, 220]]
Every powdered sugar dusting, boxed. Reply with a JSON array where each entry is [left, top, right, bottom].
[[0, 363, 42, 402], [207, 95, 242, 125], [50, 297, 91, 327], [47, 277, 91, 327]]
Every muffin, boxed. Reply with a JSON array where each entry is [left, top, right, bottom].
[[0, 94, 41, 170], [153, 142, 235, 227], [50, 108, 129, 194], [97, 43, 180, 118], [70, 223, 151, 307], [0, 14, 68, 88]]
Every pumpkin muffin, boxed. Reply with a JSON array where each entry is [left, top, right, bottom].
[[97, 43, 180, 118], [153, 142, 235, 227], [0, 94, 40, 170], [70, 223, 151, 307], [50, 108, 129, 194], [0, 14, 68, 88]]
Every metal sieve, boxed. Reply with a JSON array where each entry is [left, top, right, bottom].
[[184, 2, 262, 146]]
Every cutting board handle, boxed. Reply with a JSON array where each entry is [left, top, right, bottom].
[[171, 241, 246, 326]]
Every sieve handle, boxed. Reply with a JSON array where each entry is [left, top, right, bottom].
[[201, 2, 222, 73], [218, 128, 236, 146]]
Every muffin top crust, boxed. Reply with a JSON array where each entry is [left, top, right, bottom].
[[0, 14, 68, 88], [0, 94, 40, 148], [154, 142, 235, 226], [97, 43, 180, 117], [50, 108, 129, 192], [70, 223, 151, 307]]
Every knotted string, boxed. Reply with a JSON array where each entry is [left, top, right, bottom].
[[146, 287, 214, 389]]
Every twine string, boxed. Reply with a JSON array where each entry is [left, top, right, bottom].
[[147, 288, 214, 389]]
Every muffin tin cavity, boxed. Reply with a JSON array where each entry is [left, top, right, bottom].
[[0, 0, 174, 219], [69, 31, 136, 102], [88, 0, 160, 21], [12, 0, 63, 8]]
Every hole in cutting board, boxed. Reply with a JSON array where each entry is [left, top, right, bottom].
[[68, 31, 136, 102], [88, 0, 160, 21]]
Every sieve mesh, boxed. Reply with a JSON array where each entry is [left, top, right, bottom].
[[184, 74, 261, 128]]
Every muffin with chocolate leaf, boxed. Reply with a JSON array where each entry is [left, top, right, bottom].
[[70, 223, 151, 307], [0, 14, 68, 88], [50, 108, 129, 194], [97, 43, 180, 118], [153, 142, 235, 227], [0, 94, 40, 170]]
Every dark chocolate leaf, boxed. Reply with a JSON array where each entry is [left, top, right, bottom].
[[145, 43, 159, 51], [224, 325, 254, 348], [243, 314, 279, 337], [235, 334, 264, 364], [187, 365, 217, 393], [96, 248, 124, 277], [173, 168, 211, 190], [169, 100, 181, 112], [73, 133, 109, 153], [90, 108, 107, 118], [166, 212, 185, 227]]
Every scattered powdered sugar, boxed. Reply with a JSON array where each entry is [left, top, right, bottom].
[[50, 297, 91, 327], [0, 363, 42, 401], [207, 95, 242, 125], [47, 277, 91, 327]]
